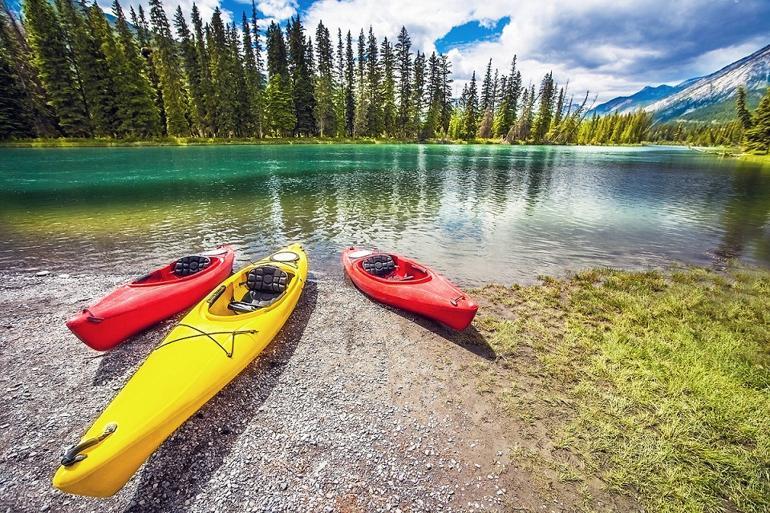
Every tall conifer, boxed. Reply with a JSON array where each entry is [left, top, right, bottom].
[[112, 0, 160, 136], [344, 30, 355, 136], [149, 0, 189, 136], [395, 26, 411, 137]]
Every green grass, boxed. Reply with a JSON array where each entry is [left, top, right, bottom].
[[475, 267, 770, 512], [738, 153, 770, 166]]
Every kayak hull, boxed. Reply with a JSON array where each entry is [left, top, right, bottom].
[[66, 247, 235, 351], [53, 244, 308, 497], [342, 247, 477, 330]]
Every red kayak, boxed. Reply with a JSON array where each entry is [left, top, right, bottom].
[[342, 247, 478, 330], [66, 246, 235, 351]]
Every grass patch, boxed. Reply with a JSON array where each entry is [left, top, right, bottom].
[[475, 267, 770, 512], [738, 153, 770, 166]]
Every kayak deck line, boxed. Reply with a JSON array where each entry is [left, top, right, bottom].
[[153, 324, 259, 358]]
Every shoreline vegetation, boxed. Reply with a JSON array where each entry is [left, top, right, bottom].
[[2, 137, 768, 165], [474, 264, 770, 512]]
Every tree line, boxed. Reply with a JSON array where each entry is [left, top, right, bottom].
[[642, 86, 770, 151], [0, 0, 592, 142], [1, 0, 768, 151]]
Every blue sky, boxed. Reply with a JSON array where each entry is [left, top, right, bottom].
[[102, 0, 770, 101]]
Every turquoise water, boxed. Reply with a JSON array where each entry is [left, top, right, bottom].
[[1, 144, 768, 285]]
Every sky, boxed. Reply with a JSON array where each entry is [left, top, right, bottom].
[[102, 0, 770, 102]]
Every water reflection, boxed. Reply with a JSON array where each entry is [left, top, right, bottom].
[[1, 145, 768, 285]]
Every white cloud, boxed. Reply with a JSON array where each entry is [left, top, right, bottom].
[[254, 0, 297, 20], [103, 0, 231, 26]]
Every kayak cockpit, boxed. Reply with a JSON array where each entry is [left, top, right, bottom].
[[357, 254, 431, 283], [133, 255, 215, 285], [206, 264, 294, 316]]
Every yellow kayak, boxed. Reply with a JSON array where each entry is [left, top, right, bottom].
[[53, 244, 308, 497]]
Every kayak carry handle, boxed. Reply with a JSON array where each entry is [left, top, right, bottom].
[[84, 309, 104, 323], [60, 423, 117, 466], [450, 295, 464, 307]]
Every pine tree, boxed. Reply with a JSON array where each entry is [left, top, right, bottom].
[[131, 5, 151, 47], [250, 0, 264, 89], [332, 28, 345, 136], [531, 72, 555, 142], [546, 85, 565, 140], [395, 26, 411, 138], [380, 36, 396, 137], [149, 0, 189, 136], [364, 26, 381, 136], [249, 1, 265, 137], [266, 20, 288, 79], [85, 1, 129, 137], [462, 71, 478, 139], [133, 4, 165, 132], [478, 108, 493, 138], [494, 57, 520, 138], [736, 85, 753, 130], [314, 20, 336, 136], [423, 51, 441, 139], [411, 50, 426, 138], [23, 0, 90, 136], [344, 30, 355, 136], [208, 9, 237, 136], [0, 4, 57, 136], [265, 73, 295, 137], [511, 84, 535, 142], [55, 0, 100, 135], [287, 16, 316, 135], [174, 6, 205, 135], [480, 58, 493, 113], [111, 0, 159, 137], [439, 55, 452, 134], [242, 13, 263, 137], [353, 28, 367, 136], [265, 21, 294, 136], [191, 4, 214, 136], [745, 87, 770, 153], [0, 22, 33, 138], [490, 69, 498, 112], [229, 23, 250, 136]]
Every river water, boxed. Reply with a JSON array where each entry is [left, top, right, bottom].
[[1, 144, 768, 285]]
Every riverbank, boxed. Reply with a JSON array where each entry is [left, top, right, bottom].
[[0, 136, 503, 148], [738, 152, 770, 165], [0, 265, 767, 512], [0, 137, 652, 148], [688, 145, 770, 165]]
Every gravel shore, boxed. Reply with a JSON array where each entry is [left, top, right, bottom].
[[0, 270, 625, 512]]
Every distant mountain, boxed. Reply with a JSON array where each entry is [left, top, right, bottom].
[[591, 44, 770, 122]]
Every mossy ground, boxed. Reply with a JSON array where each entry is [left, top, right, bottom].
[[472, 266, 770, 512]]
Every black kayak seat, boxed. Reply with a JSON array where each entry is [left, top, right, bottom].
[[362, 254, 396, 277], [173, 255, 211, 276], [229, 265, 290, 313]]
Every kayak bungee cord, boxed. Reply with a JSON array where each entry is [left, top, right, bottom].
[[154, 323, 258, 358]]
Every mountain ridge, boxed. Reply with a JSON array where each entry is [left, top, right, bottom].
[[591, 44, 770, 122]]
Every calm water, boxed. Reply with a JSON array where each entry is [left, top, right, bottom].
[[1, 144, 769, 285]]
